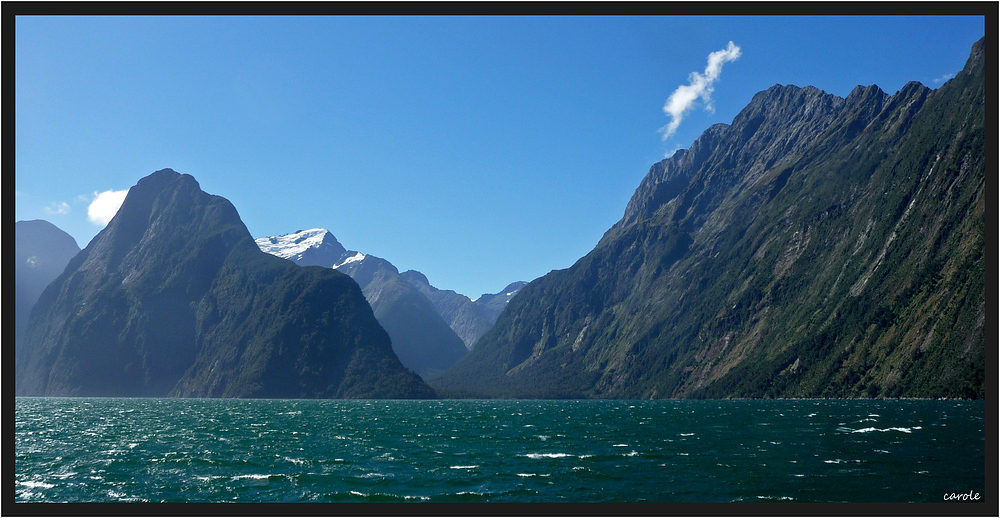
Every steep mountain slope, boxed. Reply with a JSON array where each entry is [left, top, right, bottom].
[[15, 220, 81, 349], [256, 229, 468, 379], [433, 37, 985, 399], [399, 271, 527, 350], [335, 255, 469, 379], [17, 170, 434, 398], [476, 281, 529, 323]]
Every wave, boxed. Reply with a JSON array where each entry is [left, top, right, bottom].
[[524, 453, 574, 459], [15, 398, 984, 504], [851, 427, 913, 434], [18, 480, 55, 489], [231, 473, 276, 480], [343, 491, 430, 501]]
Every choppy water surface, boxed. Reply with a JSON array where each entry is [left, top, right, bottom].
[[15, 398, 984, 503]]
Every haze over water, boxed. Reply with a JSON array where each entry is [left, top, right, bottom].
[[15, 398, 984, 503]]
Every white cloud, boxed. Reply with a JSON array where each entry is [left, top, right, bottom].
[[660, 41, 742, 140], [44, 201, 71, 215], [932, 73, 954, 84], [87, 189, 129, 226]]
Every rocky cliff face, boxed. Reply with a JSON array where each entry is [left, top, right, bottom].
[[17, 170, 434, 398], [433, 37, 985, 399]]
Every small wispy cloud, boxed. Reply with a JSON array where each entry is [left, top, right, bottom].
[[44, 201, 71, 215], [660, 41, 742, 141], [87, 189, 129, 226], [932, 73, 954, 84]]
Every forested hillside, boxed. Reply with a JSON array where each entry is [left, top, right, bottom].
[[432, 37, 985, 400]]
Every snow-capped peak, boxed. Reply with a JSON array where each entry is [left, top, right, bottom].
[[255, 228, 332, 258], [255, 228, 349, 267]]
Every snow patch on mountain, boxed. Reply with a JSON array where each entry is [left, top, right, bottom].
[[334, 252, 366, 269], [255, 228, 331, 259]]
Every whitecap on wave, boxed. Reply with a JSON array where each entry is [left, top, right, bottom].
[[18, 480, 55, 489], [231, 474, 275, 481], [852, 427, 913, 434], [524, 453, 573, 459]]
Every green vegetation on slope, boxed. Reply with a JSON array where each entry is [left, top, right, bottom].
[[432, 37, 984, 400], [17, 169, 434, 399]]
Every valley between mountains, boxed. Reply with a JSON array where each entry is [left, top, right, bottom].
[[15, 37, 985, 400]]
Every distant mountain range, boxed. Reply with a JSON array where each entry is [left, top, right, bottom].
[[432, 37, 985, 399], [14, 37, 984, 401], [399, 270, 526, 350], [17, 170, 433, 398], [255, 229, 526, 377], [15, 220, 80, 350]]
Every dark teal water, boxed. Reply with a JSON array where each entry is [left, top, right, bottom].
[[15, 398, 985, 503]]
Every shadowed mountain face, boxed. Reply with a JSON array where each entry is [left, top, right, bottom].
[[256, 229, 526, 356], [433, 38, 985, 399], [256, 229, 468, 379], [399, 271, 527, 350], [15, 220, 81, 350], [17, 169, 434, 399]]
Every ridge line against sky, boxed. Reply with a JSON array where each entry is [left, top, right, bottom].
[[81, 40, 746, 248], [660, 40, 742, 145], [14, 14, 987, 299]]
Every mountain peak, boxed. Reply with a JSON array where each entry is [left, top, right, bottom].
[[16, 219, 80, 252], [255, 228, 347, 267], [845, 83, 889, 109], [399, 270, 430, 287], [616, 81, 845, 231], [434, 36, 985, 400], [256, 231, 468, 378], [18, 170, 434, 398], [956, 36, 985, 82], [133, 168, 193, 192], [496, 281, 528, 298], [16, 219, 82, 353], [967, 36, 984, 70], [750, 83, 834, 108]]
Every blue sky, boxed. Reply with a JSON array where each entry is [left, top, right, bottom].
[[15, 12, 986, 299]]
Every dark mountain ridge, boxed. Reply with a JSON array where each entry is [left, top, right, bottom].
[[17, 169, 434, 398], [433, 37, 985, 399]]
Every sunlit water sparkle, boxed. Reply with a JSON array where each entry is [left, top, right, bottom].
[[15, 398, 984, 503]]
